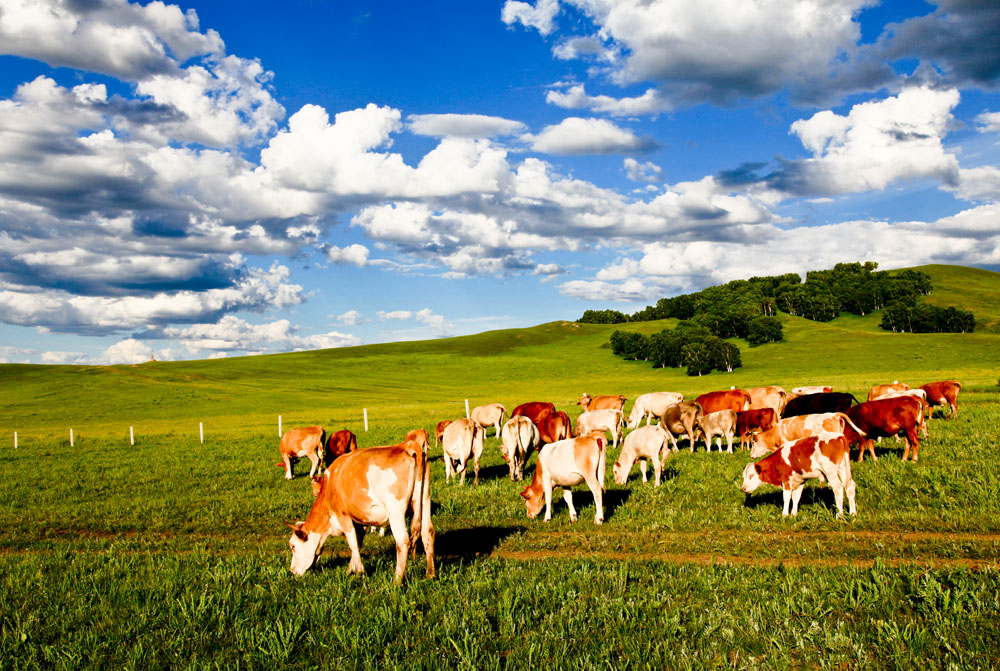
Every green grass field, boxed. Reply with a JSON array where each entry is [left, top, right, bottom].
[[1, 264, 1000, 669]]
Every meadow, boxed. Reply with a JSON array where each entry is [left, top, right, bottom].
[[1, 264, 1000, 669]]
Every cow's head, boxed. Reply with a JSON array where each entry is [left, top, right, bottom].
[[520, 485, 543, 519], [612, 459, 627, 485], [749, 436, 773, 459], [740, 462, 763, 494], [285, 520, 323, 576], [577, 393, 591, 410]]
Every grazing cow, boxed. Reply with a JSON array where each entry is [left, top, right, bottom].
[[920, 380, 962, 420], [276, 426, 326, 480], [658, 401, 704, 453], [697, 410, 738, 454], [434, 420, 452, 447], [867, 382, 910, 402], [613, 425, 671, 487], [750, 412, 865, 458], [575, 408, 625, 449], [520, 433, 606, 524], [792, 385, 832, 395], [846, 396, 923, 462], [741, 433, 857, 518], [736, 408, 778, 451], [747, 386, 788, 418], [695, 389, 751, 414], [500, 415, 540, 481], [882, 389, 930, 437], [511, 402, 557, 428], [324, 429, 358, 465], [627, 391, 684, 429], [470, 403, 506, 437], [783, 392, 858, 418], [441, 418, 485, 484], [577, 393, 627, 413], [537, 409, 572, 445], [286, 440, 434, 584]]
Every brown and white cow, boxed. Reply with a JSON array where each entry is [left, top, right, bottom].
[[695, 389, 751, 414], [577, 393, 627, 413], [882, 389, 930, 437], [626, 391, 684, 429], [697, 409, 737, 454], [920, 380, 962, 420], [750, 412, 865, 458], [511, 401, 557, 428], [434, 420, 451, 448], [537, 409, 572, 445], [470, 403, 507, 437], [867, 382, 910, 402], [575, 408, 625, 449], [520, 433, 606, 524], [613, 425, 671, 486], [500, 415, 540, 481], [736, 408, 778, 451], [845, 395, 923, 462], [325, 429, 358, 464], [747, 385, 788, 418], [658, 401, 704, 452], [741, 433, 857, 518], [791, 385, 832, 395], [276, 426, 326, 480], [286, 440, 435, 584], [441, 418, 485, 485]]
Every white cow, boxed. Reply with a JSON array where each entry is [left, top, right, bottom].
[[441, 418, 484, 485], [500, 415, 540, 481], [520, 433, 606, 524], [470, 403, 506, 437], [613, 425, 671, 486], [627, 391, 685, 429], [697, 410, 737, 454], [575, 408, 625, 448]]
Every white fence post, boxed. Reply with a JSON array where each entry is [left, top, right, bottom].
[[70, 428, 74, 447], [14, 432, 17, 450], [130, 426, 134, 446], [278, 415, 282, 437], [465, 399, 470, 418], [363, 408, 369, 432], [199, 422, 204, 444]]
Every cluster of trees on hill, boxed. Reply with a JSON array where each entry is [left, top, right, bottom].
[[610, 322, 743, 377], [581, 261, 975, 335]]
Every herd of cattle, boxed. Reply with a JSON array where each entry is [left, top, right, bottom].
[[280, 380, 962, 583]]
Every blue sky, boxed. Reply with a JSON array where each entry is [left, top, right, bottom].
[[1, 0, 999, 364]]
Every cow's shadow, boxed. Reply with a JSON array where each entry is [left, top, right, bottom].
[[742, 486, 840, 514], [435, 525, 526, 560]]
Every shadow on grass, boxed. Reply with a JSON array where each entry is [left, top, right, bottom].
[[742, 487, 842, 515], [435, 525, 526, 559]]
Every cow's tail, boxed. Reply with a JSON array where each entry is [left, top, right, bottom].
[[840, 413, 867, 440], [409, 439, 428, 556], [847, 393, 862, 406]]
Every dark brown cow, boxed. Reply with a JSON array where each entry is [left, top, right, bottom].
[[695, 389, 751, 414], [511, 402, 557, 427], [324, 429, 358, 465], [783, 392, 858, 418], [919, 380, 961, 420], [845, 396, 923, 462], [736, 408, 777, 451], [537, 409, 572, 445]]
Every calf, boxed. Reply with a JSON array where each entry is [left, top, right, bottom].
[[434, 420, 452, 447], [920, 380, 961, 420], [286, 440, 434, 584], [695, 389, 751, 414], [697, 409, 737, 454], [500, 415, 540, 481], [471, 403, 506, 437], [658, 401, 704, 452], [324, 429, 358, 465], [276, 426, 326, 480], [741, 433, 857, 518], [441, 418, 485, 484], [627, 391, 684, 429], [736, 408, 777, 451], [575, 408, 625, 449], [537, 409, 572, 445], [846, 396, 923, 462], [577, 393, 626, 413], [750, 412, 865, 458], [613, 425, 671, 487], [520, 433, 606, 524], [783, 392, 858, 418]]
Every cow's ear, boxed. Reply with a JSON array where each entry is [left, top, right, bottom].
[[754, 464, 762, 475], [519, 488, 530, 500]]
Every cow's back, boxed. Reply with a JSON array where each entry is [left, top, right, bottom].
[[783, 392, 856, 418], [696, 390, 750, 414], [281, 426, 324, 456], [512, 402, 557, 426]]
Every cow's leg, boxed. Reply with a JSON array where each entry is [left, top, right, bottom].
[[639, 459, 648, 482], [561, 489, 579, 523], [387, 507, 410, 585], [473, 453, 480, 485], [782, 488, 792, 517], [421, 498, 436, 578], [906, 429, 920, 461], [589, 476, 604, 525], [789, 486, 804, 516], [652, 457, 661, 487], [726, 432, 734, 454], [543, 477, 554, 522], [901, 433, 911, 461], [341, 519, 366, 576], [845, 471, 857, 516], [283, 454, 294, 480], [949, 401, 957, 420], [308, 453, 320, 479], [827, 471, 845, 519]]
